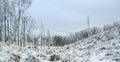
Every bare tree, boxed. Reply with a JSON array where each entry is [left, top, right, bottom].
[[0, 0, 4, 42], [0, 0, 33, 46], [3, 0, 7, 42]]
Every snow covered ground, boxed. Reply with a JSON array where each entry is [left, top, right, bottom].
[[0, 26, 120, 62]]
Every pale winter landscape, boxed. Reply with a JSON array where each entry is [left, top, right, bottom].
[[0, 0, 120, 62]]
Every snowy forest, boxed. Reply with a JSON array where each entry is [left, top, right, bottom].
[[0, 0, 120, 62]]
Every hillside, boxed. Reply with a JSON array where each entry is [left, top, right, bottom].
[[0, 24, 120, 62]]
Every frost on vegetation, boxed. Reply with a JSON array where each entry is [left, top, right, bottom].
[[24, 55, 40, 62], [0, 24, 120, 62], [49, 54, 60, 61], [8, 54, 21, 62]]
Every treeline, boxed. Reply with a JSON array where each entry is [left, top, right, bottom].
[[51, 21, 120, 46], [50, 27, 101, 46]]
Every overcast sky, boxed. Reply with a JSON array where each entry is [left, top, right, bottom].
[[28, 0, 120, 35]]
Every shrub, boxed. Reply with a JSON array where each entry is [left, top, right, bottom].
[[8, 54, 20, 62], [53, 35, 65, 46], [113, 21, 120, 27], [90, 27, 101, 35], [24, 55, 40, 62], [49, 54, 60, 61], [103, 24, 113, 31]]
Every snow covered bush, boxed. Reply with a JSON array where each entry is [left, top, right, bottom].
[[52, 35, 65, 46], [113, 21, 120, 27], [103, 24, 113, 31], [49, 54, 60, 61], [8, 54, 21, 62], [24, 56, 40, 62], [90, 27, 101, 35], [80, 30, 89, 38]]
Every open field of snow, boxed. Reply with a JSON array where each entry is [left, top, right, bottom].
[[0, 26, 120, 62]]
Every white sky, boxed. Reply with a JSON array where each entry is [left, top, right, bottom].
[[28, 0, 120, 35]]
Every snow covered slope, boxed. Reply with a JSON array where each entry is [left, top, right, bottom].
[[0, 26, 120, 62], [62, 26, 120, 62]]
